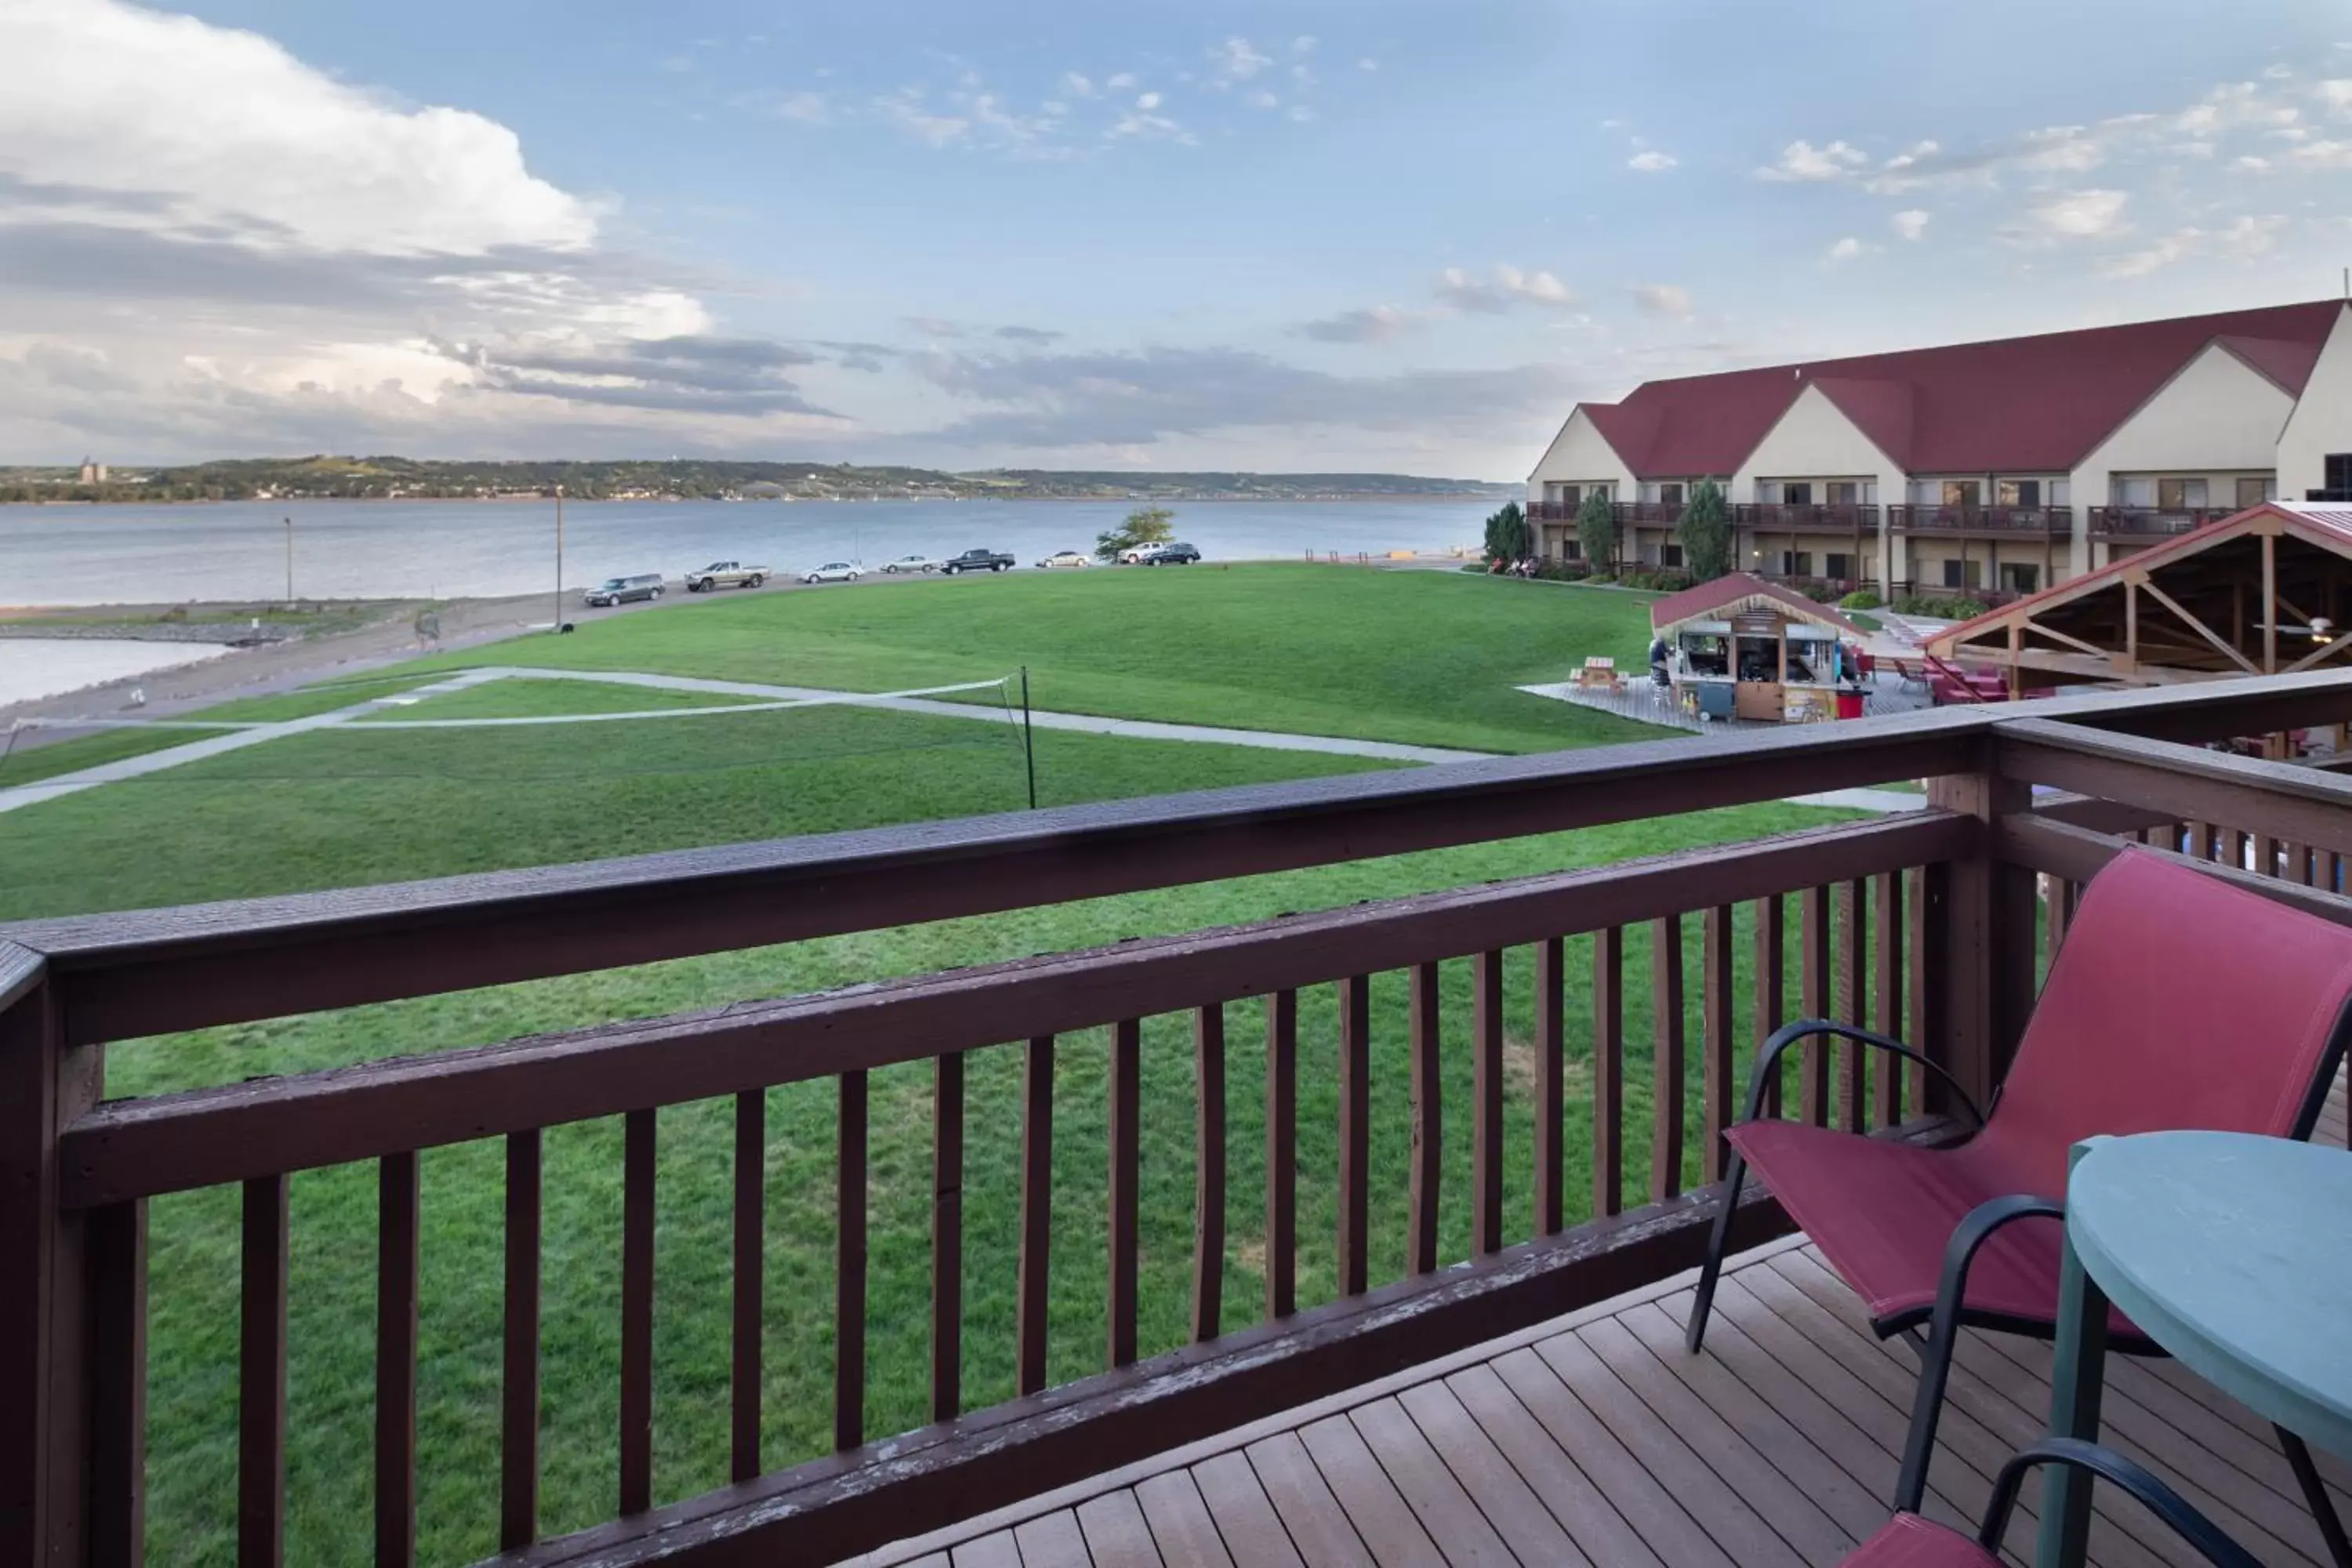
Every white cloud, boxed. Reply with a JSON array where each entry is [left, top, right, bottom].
[[2288, 138, 2352, 169], [769, 91, 832, 125], [1292, 35, 1317, 54], [1210, 37, 1272, 81], [1357, 57, 1379, 73], [1822, 236, 1866, 265], [2235, 154, 2274, 172], [1135, 91, 1163, 110], [0, 0, 597, 256], [2097, 214, 2285, 278], [1287, 104, 1316, 124], [2319, 80, 2352, 114], [2018, 125, 2104, 172], [1106, 71, 1137, 90], [2015, 188, 2131, 241], [1248, 89, 1279, 110], [1062, 71, 1097, 98], [1297, 304, 1417, 343], [1627, 150, 1678, 173], [1632, 283, 1694, 319], [874, 89, 969, 147], [1756, 139, 1867, 181], [1433, 265, 1579, 313], [1890, 209, 1931, 241]]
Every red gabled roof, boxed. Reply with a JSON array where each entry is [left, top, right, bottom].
[[1649, 572, 1865, 637], [1567, 299, 2343, 479]]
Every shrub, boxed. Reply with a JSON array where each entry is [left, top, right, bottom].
[[1675, 481, 1734, 580], [1480, 501, 1530, 564], [1650, 568, 1694, 592], [1839, 590, 1886, 611], [1893, 593, 1991, 619]]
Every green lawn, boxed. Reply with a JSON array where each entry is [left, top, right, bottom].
[[0, 568, 1890, 1565], [399, 564, 1667, 754]]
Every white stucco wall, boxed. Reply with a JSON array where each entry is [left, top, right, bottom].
[[2279, 303, 2352, 501], [1730, 383, 1908, 588], [1526, 407, 1637, 500], [2071, 339, 2299, 575]]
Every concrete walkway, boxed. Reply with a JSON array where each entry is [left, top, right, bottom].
[[2, 665, 1924, 819]]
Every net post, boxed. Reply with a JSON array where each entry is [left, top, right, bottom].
[[1020, 667, 1037, 811]]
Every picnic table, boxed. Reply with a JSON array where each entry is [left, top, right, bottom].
[[2042, 1131, 2352, 1566]]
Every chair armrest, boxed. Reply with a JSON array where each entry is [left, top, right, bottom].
[[1740, 1018, 1987, 1129], [1978, 1439, 2262, 1567]]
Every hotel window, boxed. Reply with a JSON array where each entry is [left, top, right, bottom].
[[1661, 543, 1686, 568], [1562, 537, 1582, 560], [1996, 478, 2042, 506], [2000, 563, 2040, 594], [2236, 477, 2272, 507], [1780, 551, 1813, 577], [1941, 558, 1984, 590], [1824, 481, 1860, 506], [2327, 454, 2352, 495], [1781, 481, 1814, 506], [1558, 485, 1582, 508], [1941, 479, 1983, 507], [2157, 477, 2208, 510], [1659, 482, 1686, 506], [1824, 553, 1854, 583]]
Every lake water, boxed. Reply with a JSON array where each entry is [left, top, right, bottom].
[[0, 498, 1491, 606], [0, 638, 229, 705]]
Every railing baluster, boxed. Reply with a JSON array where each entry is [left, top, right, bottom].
[[376, 1152, 419, 1568], [239, 1173, 289, 1568], [1406, 963, 1441, 1275], [1753, 893, 1785, 1118], [2189, 821, 2217, 861], [1192, 1007, 1226, 1341], [1337, 975, 1370, 1297], [1592, 928, 1624, 1218], [837, 1073, 868, 1450], [931, 1053, 964, 1424], [1017, 1036, 1054, 1395], [1872, 872, 1903, 1127], [2259, 833, 2283, 880], [1799, 887, 1832, 1124], [1534, 937, 1566, 1235], [1651, 914, 1685, 1203], [1473, 949, 1506, 1256], [2288, 841, 2317, 887], [89, 1199, 147, 1568], [1108, 1019, 1141, 1368], [1264, 993, 1297, 1319], [1836, 880, 1864, 1132], [1905, 868, 1929, 1115], [1701, 907, 1735, 1183], [501, 1130, 540, 1549], [620, 1109, 656, 1509], [732, 1090, 764, 1479]]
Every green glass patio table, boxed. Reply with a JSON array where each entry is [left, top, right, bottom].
[[2040, 1130, 2352, 1567]]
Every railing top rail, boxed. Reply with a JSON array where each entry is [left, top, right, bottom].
[[6, 670, 2349, 1045], [57, 811, 1968, 1208]]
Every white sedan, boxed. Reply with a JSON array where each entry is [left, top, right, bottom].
[[881, 554, 942, 573], [1036, 550, 1091, 569], [803, 561, 862, 583]]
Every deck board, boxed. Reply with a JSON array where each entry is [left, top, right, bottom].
[[858, 1075, 2352, 1568]]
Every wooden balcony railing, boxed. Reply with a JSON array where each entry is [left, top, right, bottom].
[[1888, 503, 2072, 535], [2086, 505, 2230, 537], [8, 673, 2352, 1565], [1733, 502, 1880, 531]]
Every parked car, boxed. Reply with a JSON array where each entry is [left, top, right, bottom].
[[585, 573, 663, 606], [882, 554, 942, 574], [942, 548, 1015, 574], [1036, 550, 1091, 569], [1142, 541, 1202, 565], [684, 561, 768, 591], [1116, 544, 1160, 564], [803, 561, 862, 583]]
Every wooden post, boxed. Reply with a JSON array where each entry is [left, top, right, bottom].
[[2125, 575, 2140, 672], [0, 946, 106, 1566], [2006, 622, 2023, 701], [1926, 762, 2035, 1110], [2262, 529, 2278, 675]]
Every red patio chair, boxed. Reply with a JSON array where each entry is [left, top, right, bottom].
[[1840, 1439, 2259, 1567], [1685, 846, 2352, 1520]]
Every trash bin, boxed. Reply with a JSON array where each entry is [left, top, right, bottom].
[[1835, 688, 1866, 720]]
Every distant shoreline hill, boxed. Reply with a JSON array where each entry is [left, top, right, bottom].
[[0, 456, 1519, 506]]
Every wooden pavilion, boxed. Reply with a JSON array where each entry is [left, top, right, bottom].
[[1928, 501, 2352, 692], [1650, 572, 1867, 724]]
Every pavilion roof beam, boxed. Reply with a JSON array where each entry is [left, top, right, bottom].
[[2137, 576, 2260, 676]]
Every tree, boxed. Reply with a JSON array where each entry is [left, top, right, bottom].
[[1481, 501, 1529, 564], [1095, 505, 1176, 561], [1574, 490, 1617, 572], [1675, 479, 1734, 580]]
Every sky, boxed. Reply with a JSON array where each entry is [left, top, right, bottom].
[[4, 0, 2352, 477]]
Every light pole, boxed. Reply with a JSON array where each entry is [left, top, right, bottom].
[[283, 515, 294, 608], [553, 484, 565, 631]]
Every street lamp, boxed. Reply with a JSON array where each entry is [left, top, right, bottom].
[[553, 484, 565, 631], [283, 515, 294, 608]]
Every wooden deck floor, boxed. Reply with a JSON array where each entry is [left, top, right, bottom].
[[853, 1081, 2351, 1568]]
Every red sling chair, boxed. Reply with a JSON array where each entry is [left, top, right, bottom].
[[1683, 847, 2352, 1548]]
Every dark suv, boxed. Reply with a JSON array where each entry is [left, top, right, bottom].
[[1144, 542, 1202, 564]]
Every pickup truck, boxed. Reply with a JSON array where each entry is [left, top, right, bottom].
[[684, 561, 769, 592], [941, 547, 1015, 575]]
